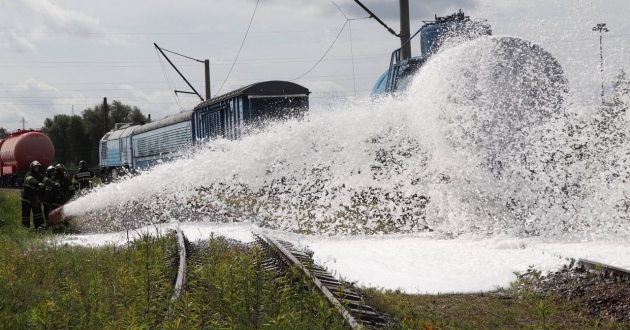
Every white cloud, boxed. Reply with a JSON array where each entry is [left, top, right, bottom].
[[0, 79, 54, 129], [21, 0, 102, 34], [0, 30, 36, 53], [1, 0, 136, 52], [16, 78, 59, 93]]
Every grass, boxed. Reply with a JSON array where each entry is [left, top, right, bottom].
[[0, 190, 177, 328], [365, 285, 627, 329], [170, 237, 349, 329], [0, 190, 348, 329], [1, 189, 628, 329]]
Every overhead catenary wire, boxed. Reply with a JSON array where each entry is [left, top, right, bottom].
[[348, 21, 356, 97], [290, 21, 348, 82], [0, 52, 388, 67], [155, 47, 183, 112], [154, 43, 205, 101], [0, 72, 384, 93], [215, 0, 260, 97], [159, 47, 205, 64], [329, 0, 369, 97], [0, 26, 386, 33]]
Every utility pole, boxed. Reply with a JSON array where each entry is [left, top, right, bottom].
[[204, 59, 211, 100], [592, 23, 609, 102], [399, 0, 411, 60], [103, 97, 109, 133]]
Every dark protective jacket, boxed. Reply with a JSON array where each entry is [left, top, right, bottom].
[[22, 171, 51, 201], [52, 172, 75, 205], [42, 172, 57, 203], [74, 167, 95, 190]]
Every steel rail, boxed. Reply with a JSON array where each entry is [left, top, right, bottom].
[[578, 258, 630, 281], [253, 229, 388, 329], [169, 227, 188, 311], [255, 230, 361, 329]]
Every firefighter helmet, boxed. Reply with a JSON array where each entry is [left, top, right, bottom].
[[55, 163, 66, 173], [30, 160, 41, 170]]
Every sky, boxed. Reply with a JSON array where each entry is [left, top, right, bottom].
[[1, 0, 629, 132], [60, 221, 630, 294]]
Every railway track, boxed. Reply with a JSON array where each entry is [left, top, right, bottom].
[[167, 227, 630, 329], [577, 258, 630, 281], [169, 228, 388, 329], [253, 229, 389, 330]]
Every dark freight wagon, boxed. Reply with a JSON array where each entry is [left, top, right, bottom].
[[99, 80, 309, 180], [192, 80, 309, 140]]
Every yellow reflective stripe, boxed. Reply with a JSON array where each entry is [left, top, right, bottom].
[[24, 175, 36, 188], [24, 175, 42, 189]]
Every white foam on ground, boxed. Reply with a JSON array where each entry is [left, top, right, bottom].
[[56, 222, 630, 294]]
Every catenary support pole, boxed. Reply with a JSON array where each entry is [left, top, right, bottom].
[[399, 0, 411, 60], [204, 60, 211, 100], [103, 97, 109, 133]]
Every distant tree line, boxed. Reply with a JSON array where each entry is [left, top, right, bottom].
[[0, 100, 149, 171], [43, 100, 150, 170]]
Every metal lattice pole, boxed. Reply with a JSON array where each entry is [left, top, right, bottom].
[[592, 23, 609, 102]]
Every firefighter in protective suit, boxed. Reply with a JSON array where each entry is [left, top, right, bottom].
[[52, 164, 75, 207], [42, 166, 57, 222], [22, 160, 59, 229], [73, 160, 94, 192]]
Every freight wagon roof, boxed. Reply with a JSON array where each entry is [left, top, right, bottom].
[[194, 80, 310, 110], [133, 110, 194, 135], [102, 125, 138, 141]]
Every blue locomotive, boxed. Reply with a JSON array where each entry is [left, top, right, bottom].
[[99, 80, 309, 181], [371, 10, 566, 101], [372, 10, 492, 96]]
